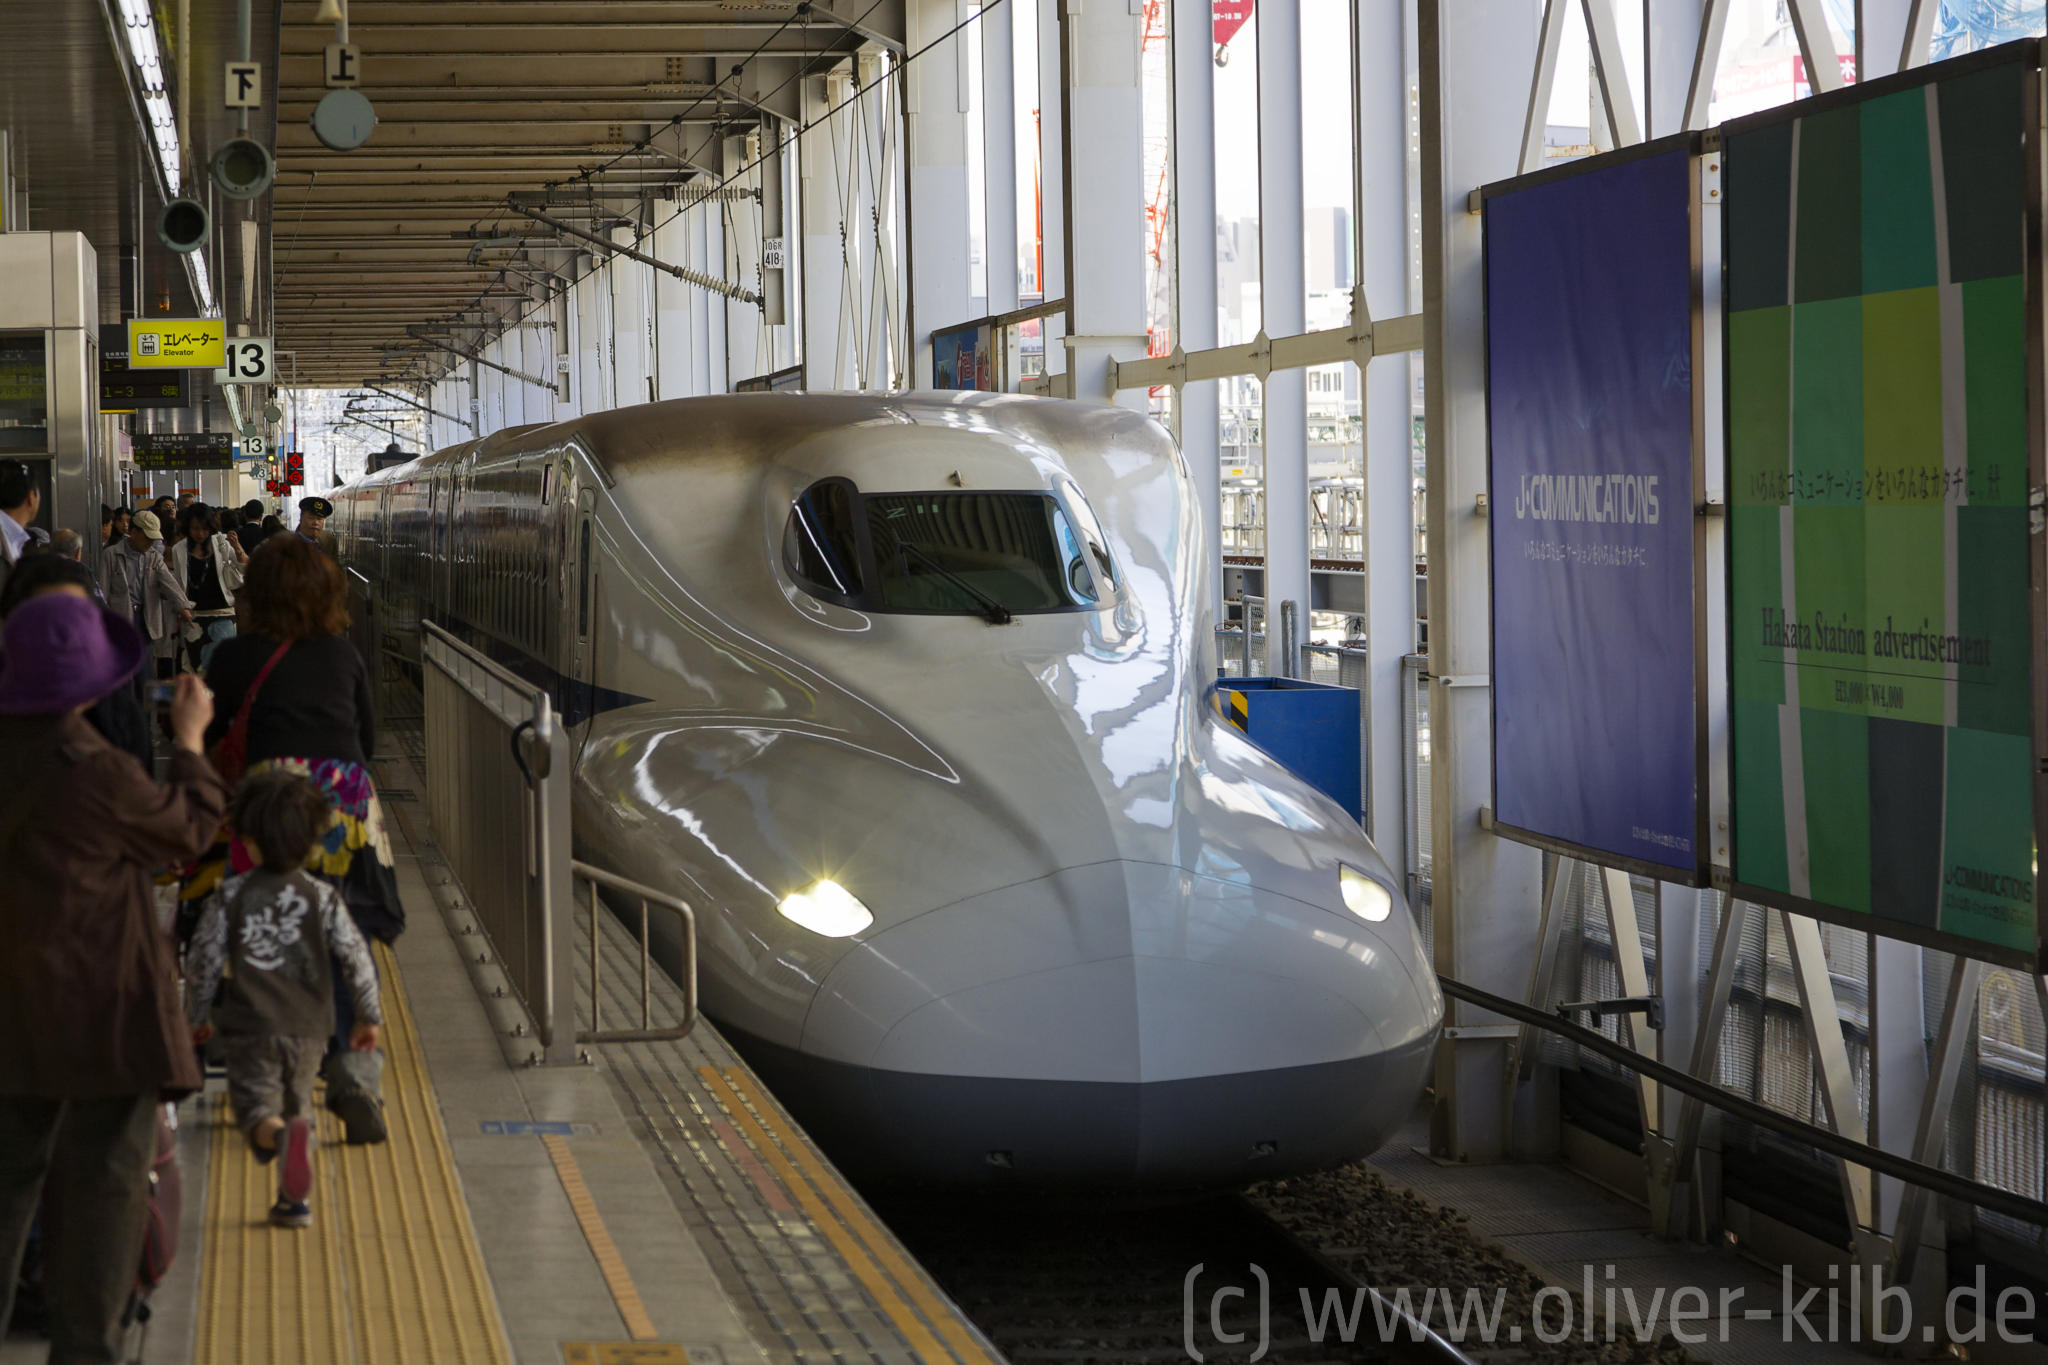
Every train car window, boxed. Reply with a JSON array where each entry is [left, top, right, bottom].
[[782, 478, 1111, 617]]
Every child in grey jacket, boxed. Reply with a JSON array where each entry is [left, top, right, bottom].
[[186, 769, 382, 1229]]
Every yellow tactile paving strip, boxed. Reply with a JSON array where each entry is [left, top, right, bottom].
[[195, 942, 515, 1365], [542, 1134, 659, 1341]]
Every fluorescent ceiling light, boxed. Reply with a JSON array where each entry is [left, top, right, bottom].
[[118, 0, 182, 195]]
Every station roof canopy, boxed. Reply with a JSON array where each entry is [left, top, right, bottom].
[[274, 0, 902, 386], [1, 0, 902, 392]]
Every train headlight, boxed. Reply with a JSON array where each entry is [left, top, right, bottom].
[[777, 880, 875, 937], [1338, 864, 1393, 923]]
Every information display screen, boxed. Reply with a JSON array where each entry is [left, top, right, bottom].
[[101, 325, 192, 411], [1724, 46, 2042, 962], [132, 432, 233, 470], [100, 368, 190, 411], [0, 334, 47, 420], [1484, 141, 1704, 881]]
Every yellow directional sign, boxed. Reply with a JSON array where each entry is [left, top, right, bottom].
[[127, 318, 225, 369]]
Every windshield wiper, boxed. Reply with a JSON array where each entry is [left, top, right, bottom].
[[899, 542, 1013, 624]]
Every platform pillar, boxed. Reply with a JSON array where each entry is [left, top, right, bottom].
[[906, 0, 974, 388], [800, 73, 851, 390], [1258, 0, 1308, 666], [1355, 0, 1416, 872], [1418, 0, 1545, 1164], [1172, 0, 1222, 626], [982, 4, 1019, 320], [1056, 0, 1147, 411]]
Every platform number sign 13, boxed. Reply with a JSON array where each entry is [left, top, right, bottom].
[[219, 337, 273, 384]]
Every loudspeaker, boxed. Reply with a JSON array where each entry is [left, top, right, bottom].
[[156, 198, 209, 254], [210, 139, 275, 200]]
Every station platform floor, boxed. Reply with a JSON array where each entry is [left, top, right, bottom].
[[1369, 1123, 1880, 1365], [1, 744, 996, 1365]]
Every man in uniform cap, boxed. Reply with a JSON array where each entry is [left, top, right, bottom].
[[297, 496, 337, 559]]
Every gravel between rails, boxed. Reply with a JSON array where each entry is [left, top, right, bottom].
[[873, 1190, 1473, 1365], [1246, 1164, 1698, 1365]]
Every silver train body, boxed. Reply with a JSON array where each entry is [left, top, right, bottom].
[[335, 392, 1441, 1187]]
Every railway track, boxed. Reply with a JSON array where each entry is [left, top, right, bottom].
[[873, 1191, 1476, 1365]]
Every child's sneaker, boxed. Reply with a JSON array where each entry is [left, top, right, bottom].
[[268, 1198, 312, 1229], [279, 1118, 313, 1202]]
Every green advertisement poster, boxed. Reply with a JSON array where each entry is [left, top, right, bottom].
[[1725, 47, 2041, 962]]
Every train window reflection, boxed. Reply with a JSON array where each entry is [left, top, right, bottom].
[[783, 478, 864, 599], [1059, 484, 1118, 589], [782, 479, 1116, 616]]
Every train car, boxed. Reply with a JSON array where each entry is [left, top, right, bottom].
[[335, 392, 1441, 1187]]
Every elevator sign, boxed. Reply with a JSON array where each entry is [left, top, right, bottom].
[[128, 319, 226, 369]]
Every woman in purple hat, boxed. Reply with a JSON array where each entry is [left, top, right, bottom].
[[0, 594, 227, 1364]]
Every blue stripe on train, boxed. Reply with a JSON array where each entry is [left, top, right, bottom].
[[425, 614, 650, 728]]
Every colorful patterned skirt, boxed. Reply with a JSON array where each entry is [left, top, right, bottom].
[[179, 756, 405, 944]]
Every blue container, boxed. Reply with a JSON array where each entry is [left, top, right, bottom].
[[1213, 677, 1363, 822]]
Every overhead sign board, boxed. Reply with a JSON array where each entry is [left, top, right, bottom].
[[1724, 46, 2043, 964], [1483, 140, 1705, 882], [128, 319, 225, 370], [1214, 0, 1254, 50], [324, 43, 360, 87], [225, 61, 261, 108], [217, 336, 273, 384], [131, 432, 233, 470]]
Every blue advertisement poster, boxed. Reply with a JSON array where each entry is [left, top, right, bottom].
[[1484, 143, 1703, 881]]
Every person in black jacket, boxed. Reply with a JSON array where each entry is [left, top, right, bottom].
[[186, 535, 402, 1145], [236, 500, 268, 556]]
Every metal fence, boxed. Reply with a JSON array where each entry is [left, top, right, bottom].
[[420, 621, 698, 1058], [346, 567, 419, 724], [421, 622, 576, 1061], [419, 626, 573, 1064]]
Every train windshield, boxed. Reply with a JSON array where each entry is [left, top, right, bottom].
[[782, 479, 1116, 615]]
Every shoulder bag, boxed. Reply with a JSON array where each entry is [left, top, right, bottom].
[[208, 639, 292, 785]]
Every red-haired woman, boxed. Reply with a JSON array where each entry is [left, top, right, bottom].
[[184, 533, 402, 1144]]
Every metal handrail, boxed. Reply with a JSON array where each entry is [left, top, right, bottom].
[[573, 859, 699, 1044]]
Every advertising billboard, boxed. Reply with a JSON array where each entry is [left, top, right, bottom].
[[1724, 45, 2042, 963], [1484, 140, 1705, 881]]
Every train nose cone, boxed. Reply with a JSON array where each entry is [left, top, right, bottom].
[[790, 861, 1438, 1185]]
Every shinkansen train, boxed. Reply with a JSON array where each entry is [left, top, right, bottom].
[[334, 392, 1441, 1187]]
